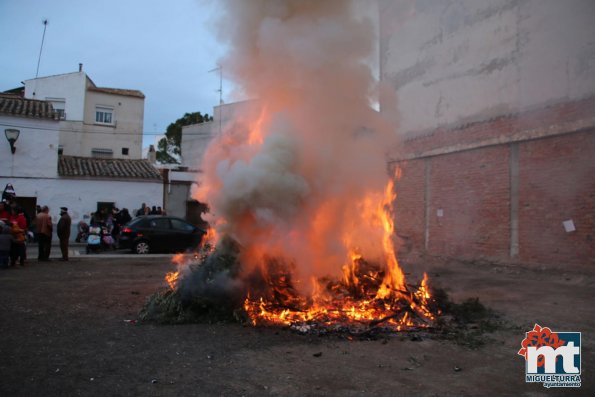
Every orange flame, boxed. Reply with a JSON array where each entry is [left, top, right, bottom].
[[241, 170, 436, 331], [165, 271, 179, 290]]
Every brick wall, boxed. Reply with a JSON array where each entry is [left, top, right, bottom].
[[518, 130, 595, 265], [427, 146, 510, 260], [393, 159, 425, 260], [393, 97, 595, 267]]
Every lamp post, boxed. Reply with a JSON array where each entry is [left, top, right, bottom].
[[5, 128, 20, 154]]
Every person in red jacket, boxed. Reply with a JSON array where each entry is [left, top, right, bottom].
[[9, 207, 27, 230], [36, 206, 52, 261], [10, 219, 26, 267]]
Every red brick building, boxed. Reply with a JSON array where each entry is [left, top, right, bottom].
[[392, 97, 594, 266], [379, 1, 595, 266]]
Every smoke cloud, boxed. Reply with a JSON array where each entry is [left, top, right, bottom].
[[195, 0, 398, 292]]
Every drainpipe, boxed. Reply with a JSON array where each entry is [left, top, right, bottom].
[[162, 168, 170, 212]]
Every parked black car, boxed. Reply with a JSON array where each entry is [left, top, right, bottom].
[[119, 215, 206, 254]]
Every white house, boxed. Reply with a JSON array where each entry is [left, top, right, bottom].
[[1, 94, 162, 239], [23, 66, 145, 159]]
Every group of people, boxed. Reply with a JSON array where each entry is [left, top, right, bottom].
[[1, 181, 171, 266], [0, 200, 28, 268], [135, 203, 166, 217], [0, 199, 71, 267], [75, 207, 132, 247]]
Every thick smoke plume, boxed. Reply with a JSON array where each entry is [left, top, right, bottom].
[[194, 0, 398, 293]]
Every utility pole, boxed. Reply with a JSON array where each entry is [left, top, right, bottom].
[[36, 19, 49, 78]]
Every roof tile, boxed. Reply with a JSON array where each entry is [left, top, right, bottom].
[[58, 156, 162, 181], [88, 86, 145, 99], [0, 94, 59, 120]]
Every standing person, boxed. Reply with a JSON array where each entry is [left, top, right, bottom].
[[36, 206, 52, 261], [2, 183, 16, 203], [111, 208, 120, 238], [57, 207, 71, 261], [120, 208, 132, 225], [0, 202, 9, 220], [136, 203, 146, 217], [0, 221, 11, 268], [10, 218, 27, 267]]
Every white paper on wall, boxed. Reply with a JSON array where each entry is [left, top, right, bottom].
[[562, 219, 576, 233]]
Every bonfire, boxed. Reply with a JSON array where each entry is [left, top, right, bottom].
[[142, 175, 439, 335], [142, 1, 441, 334]]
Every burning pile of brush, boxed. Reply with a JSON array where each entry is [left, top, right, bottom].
[[141, 183, 439, 335], [141, 1, 441, 334]]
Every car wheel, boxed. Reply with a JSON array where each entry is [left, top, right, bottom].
[[134, 241, 150, 254]]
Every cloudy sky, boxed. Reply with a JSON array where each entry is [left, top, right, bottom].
[[0, 0, 229, 148]]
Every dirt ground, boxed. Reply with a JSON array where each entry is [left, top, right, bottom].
[[0, 255, 592, 396]]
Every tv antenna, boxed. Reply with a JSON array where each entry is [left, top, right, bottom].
[[36, 19, 49, 78], [208, 64, 223, 105], [208, 64, 223, 134]]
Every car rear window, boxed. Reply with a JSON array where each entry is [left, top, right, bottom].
[[149, 218, 170, 229], [128, 218, 148, 227], [171, 219, 195, 231]]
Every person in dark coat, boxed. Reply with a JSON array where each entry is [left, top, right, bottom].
[[0, 222, 11, 268], [2, 183, 16, 203], [57, 207, 71, 261], [136, 203, 146, 217]]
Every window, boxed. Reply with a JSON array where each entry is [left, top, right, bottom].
[[91, 148, 113, 158], [58, 146, 63, 155], [47, 98, 65, 120], [122, 147, 129, 155], [171, 219, 195, 232], [149, 218, 170, 229], [95, 107, 114, 124]]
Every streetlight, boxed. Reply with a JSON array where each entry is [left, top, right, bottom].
[[5, 128, 20, 154]]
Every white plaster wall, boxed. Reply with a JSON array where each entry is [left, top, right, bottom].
[[379, 0, 595, 135], [81, 91, 144, 159], [181, 100, 262, 170], [0, 115, 59, 178], [24, 72, 87, 121], [0, 176, 163, 240], [24, 72, 144, 159], [181, 122, 215, 170]]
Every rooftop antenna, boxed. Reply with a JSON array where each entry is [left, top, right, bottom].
[[208, 64, 223, 134], [35, 19, 49, 78]]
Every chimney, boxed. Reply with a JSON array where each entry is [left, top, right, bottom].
[[79, 63, 83, 72], [148, 144, 156, 163]]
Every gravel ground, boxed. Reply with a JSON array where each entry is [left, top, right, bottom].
[[0, 255, 592, 396]]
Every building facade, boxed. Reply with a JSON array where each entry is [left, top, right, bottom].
[[379, 0, 595, 266], [1, 94, 162, 239], [23, 68, 144, 159]]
